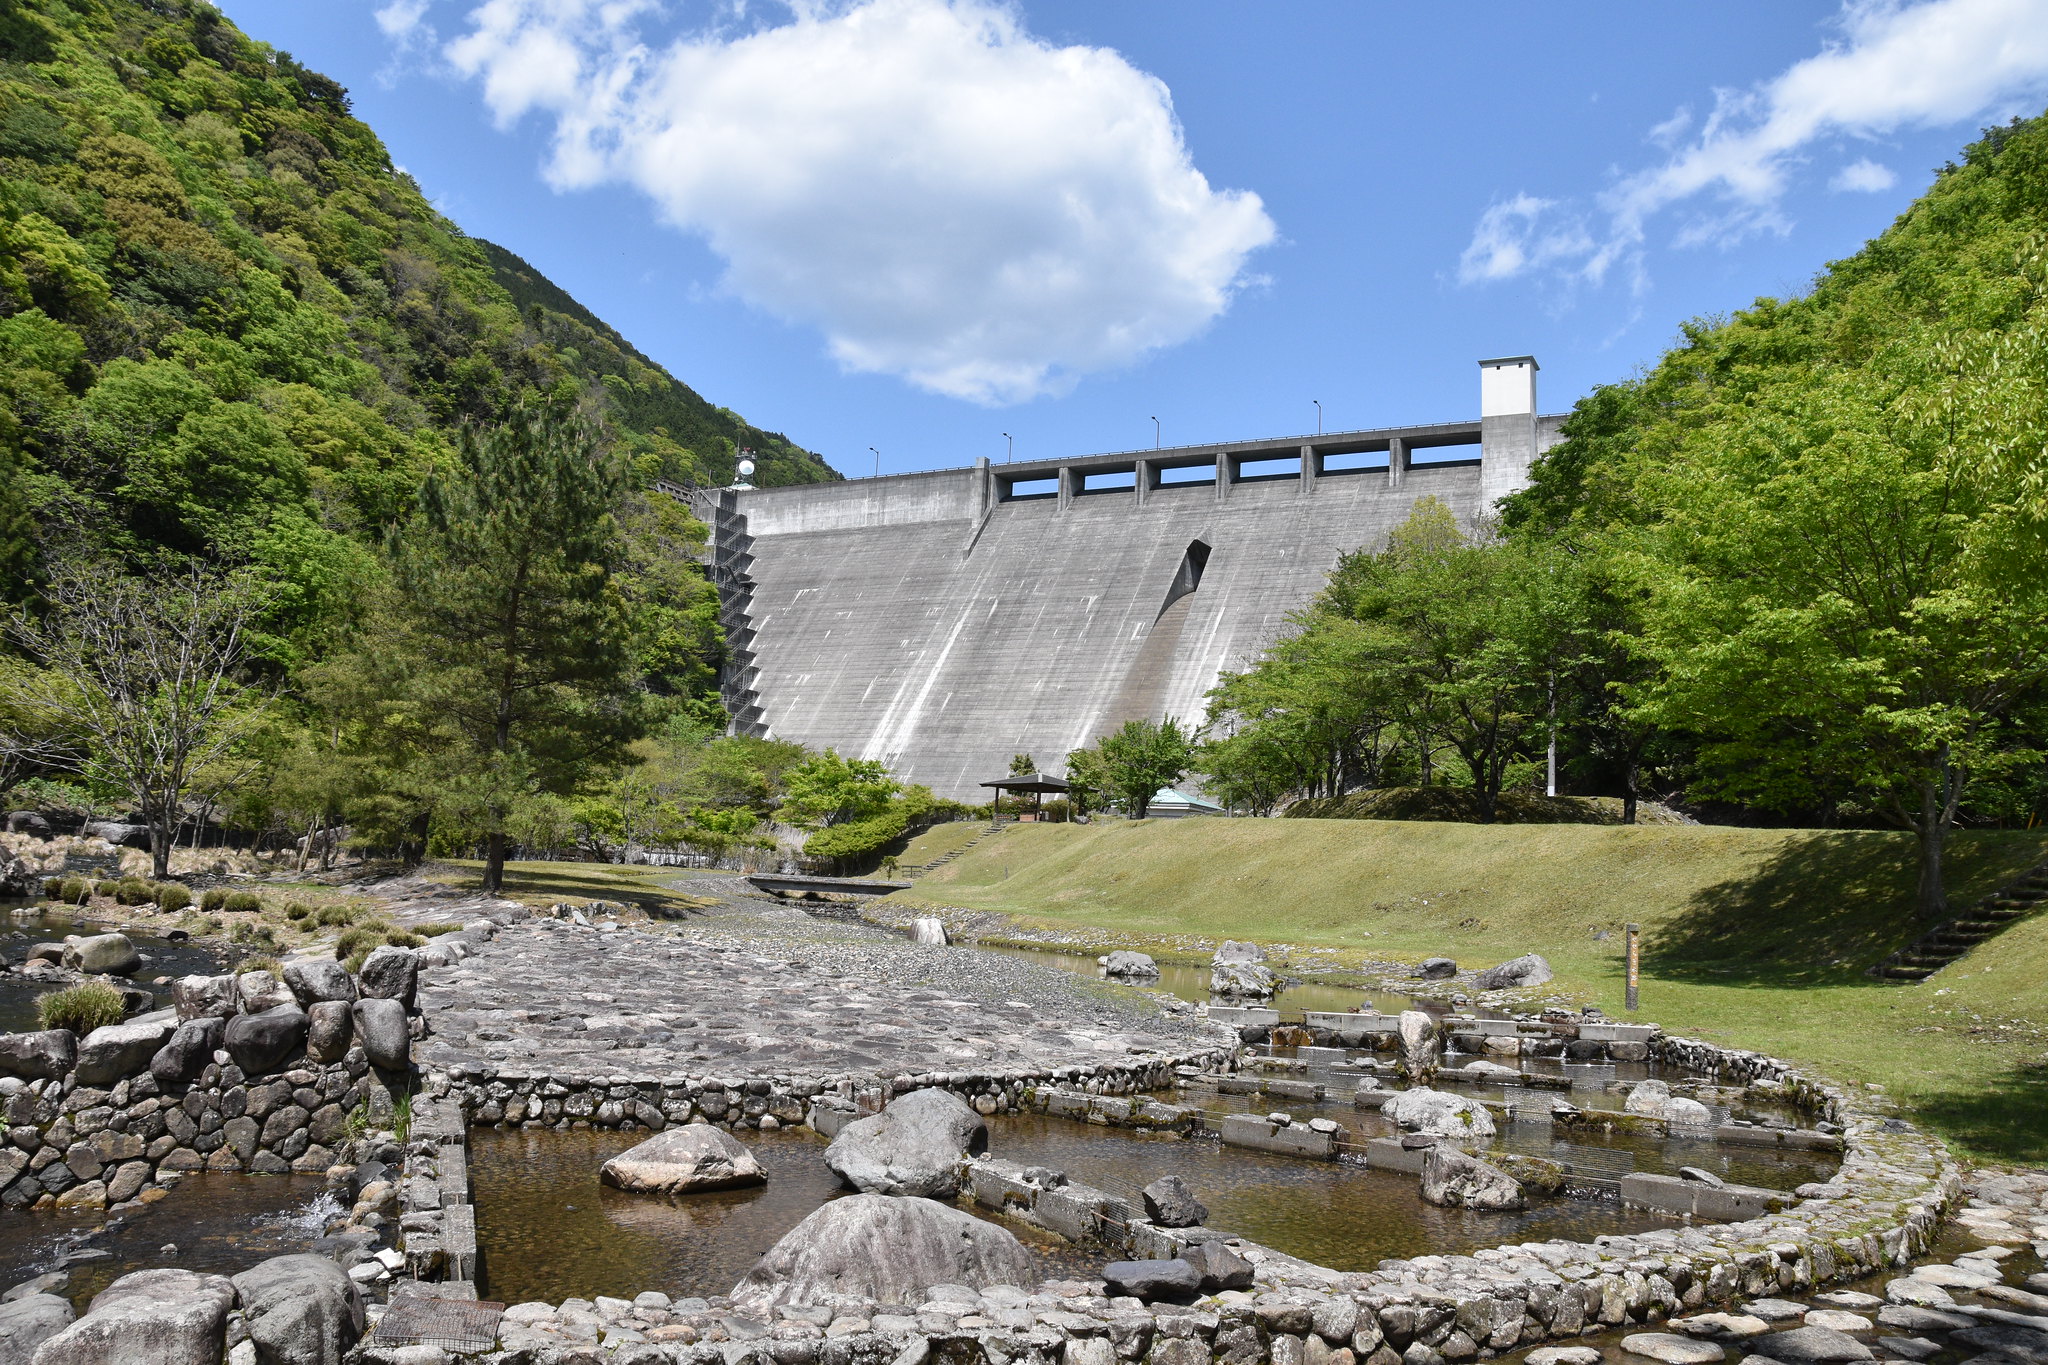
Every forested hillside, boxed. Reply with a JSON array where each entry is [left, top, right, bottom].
[[1204, 113, 2048, 919], [0, 0, 849, 884]]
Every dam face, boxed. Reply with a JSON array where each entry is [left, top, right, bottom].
[[701, 358, 1564, 802]]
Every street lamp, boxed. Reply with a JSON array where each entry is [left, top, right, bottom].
[[1002, 432, 1012, 463], [1313, 399, 1322, 435], [869, 446, 880, 478], [1151, 416, 1160, 450]]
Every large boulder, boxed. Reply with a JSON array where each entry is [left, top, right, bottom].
[[0, 855, 35, 897], [731, 1194, 1030, 1312], [1414, 957, 1458, 980], [1397, 1010, 1442, 1077], [5, 811, 52, 838], [1382, 1086, 1496, 1139], [909, 917, 948, 946], [1100, 950, 1160, 980], [75, 1017, 175, 1086], [1141, 1175, 1207, 1228], [30, 1268, 233, 1365], [1182, 1241, 1254, 1292], [61, 934, 139, 977], [1101, 1259, 1200, 1304], [282, 961, 357, 1009], [1472, 953, 1553, 992], [149, 1017, 226, 1087], [305, 1002, 352, 1064], [0, 1293, 73, 1365], [231, 1254, 365, 1365], [600, 1124, 767, 1195], [79, 821, 150, 850], [1420, 1144, 1525, 1210], [0, 1031, 76, 1082], [1209, 942, 1275, 996], [171, 975, 240, 1022], [1753, 1327, 1874, 1363], [356, 947, 417, 1009], [350, 998, 408, 1071], [223, 1006, 309, 1076], [824, 1087, 987, 1197]]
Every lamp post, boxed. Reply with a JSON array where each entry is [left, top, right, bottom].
[[1002, 432, 1012, 463], [869, 446, 880, 478], [1313, 399, 1322, 435], [1151, 416, 1160, 450]]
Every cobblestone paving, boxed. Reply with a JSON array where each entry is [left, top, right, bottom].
[[412, 876, 1218, 1081]]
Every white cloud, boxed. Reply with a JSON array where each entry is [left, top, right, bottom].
[[1830, 157, 1898, 191], [436, 0, 1275, 404], [1457, 195, 1594, 285], [1464, 0, 2048, 288]]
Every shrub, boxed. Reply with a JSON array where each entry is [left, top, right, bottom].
[[59, 878, 88, 904], [415, 922, 462, 937], [221, 891, 262, 914], [91, 879, 116, 899], [384, 930, 424, 949], [41, 877, 62, 899], [227, 921, 278, 948], [241, 956, 282, 976], [283, 901, 312, 921], [334, 926, 382, 961], [36, 981, 127, 1034], [314, 903, 359, 928], [200, 887, 228, 912], [114, 878, 153, 906], [155, 884, 193, 913]]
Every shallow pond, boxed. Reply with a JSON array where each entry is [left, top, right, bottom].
[[470, 1125, 1095, 1306], [0, 904, 237, 1033], [0, 1172, 333, 1309]]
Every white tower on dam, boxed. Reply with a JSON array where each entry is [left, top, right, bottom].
[[698, 357, 1564, 802]]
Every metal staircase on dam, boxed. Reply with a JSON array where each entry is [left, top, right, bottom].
[[1869, 862, 2048, 981], [695, 489, 769, 737]]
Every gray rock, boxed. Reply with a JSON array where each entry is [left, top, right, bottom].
[[1875, 1305, 1974, 1334], [1874, 1338, 1940, 1361], [355, 948, 417, 1009], [1420, 1144, 1524, 1210], [1213, 941, 1264, 965], [1525, 1351, 1602, 1365], [350, 999, 409, 1071], [1383, 1087, 1495, 1139], [5, 812, 52, 839], [1677, 1166, 1724, 1188], [1673, 1314, 1771, 1340], [1100, 951, 1159, 980], [1755, 1327, 1875, 1363], [1397, 1012, 1442, 1076], [1745, 1302, 1811, 1324], [237, 973, 294, 1015], [909, 918, 948, 947], [74, 1018, 174, 1086], [0, 1032, 75, 1082], [824, 1088, 986, 1197], [1619, 1334, 1725, 1364], [149, 1017, 226, 1087], [1141, 1175, 1207, 1228], [1472, 954, 1553, 992], [730, 1194, 1030, 1311], [1180, 1240, 1252, 1292], [281, 962, 357, 1010], [30, 1268, 233, 1365], [1414, 957, 1457, 980], [222, 1007, 309, 1076], [62, 935, 139, 977], [1209, 961, 1276, 999], [600, 1125, 766, 1195], [0, 1293, 72, 1365], [305, 1003, 352, 1064], [231, 1254, 364, 1365], [1100, 1259, 1199, 1304], [171, 975, 240, 1022]]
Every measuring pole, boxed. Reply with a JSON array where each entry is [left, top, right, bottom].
[[1625, 923, 1640, 1012]]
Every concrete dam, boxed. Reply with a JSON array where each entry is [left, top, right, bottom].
[[698, 357, 1566, 802]]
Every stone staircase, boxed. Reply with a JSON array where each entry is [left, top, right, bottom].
[[902, 821, 1006, 878], [1870, 862, 2048, 981]]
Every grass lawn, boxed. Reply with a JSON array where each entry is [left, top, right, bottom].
[[890, 817, 2048, 1164], [427, 859, 719, 918]]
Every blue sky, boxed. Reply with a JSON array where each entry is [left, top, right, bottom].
[[220, 1, 2048, 478]]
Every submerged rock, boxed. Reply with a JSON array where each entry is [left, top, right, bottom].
[[731, 1194, 1029, 1311], [825, 1087, 986, 1198], [600, 1125, 767, 1195]]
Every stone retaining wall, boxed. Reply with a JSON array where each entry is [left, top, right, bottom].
[[423, 1031, 1962, 1365]]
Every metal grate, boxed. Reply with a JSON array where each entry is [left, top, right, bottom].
[[373, 1297, 506, 1354]]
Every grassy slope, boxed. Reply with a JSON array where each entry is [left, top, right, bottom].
[[892, 818, 2048, 1161], [428, 859, 716, 918]]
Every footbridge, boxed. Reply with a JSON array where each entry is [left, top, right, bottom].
[[697, 357, 1566, 802]]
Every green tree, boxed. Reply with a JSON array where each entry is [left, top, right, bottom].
[[1062, 745, 1109, 817], [1008, 751, 1036, 776], [779, 748, 901, 828], [1095, 717, 1197, 818], [369, 401, 643, 893]]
